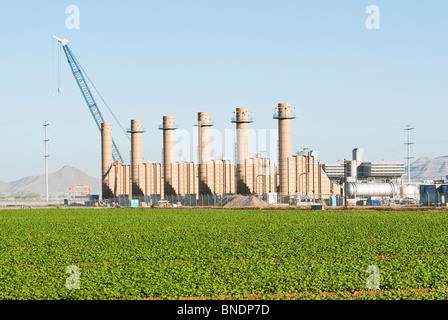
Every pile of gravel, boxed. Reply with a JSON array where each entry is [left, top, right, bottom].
[[216, 194, 270, 208]]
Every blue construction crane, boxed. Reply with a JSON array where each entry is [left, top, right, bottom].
[[53, 35, 127, 164]]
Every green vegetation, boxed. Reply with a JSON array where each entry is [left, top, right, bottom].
[[0, 208, 447, 300]]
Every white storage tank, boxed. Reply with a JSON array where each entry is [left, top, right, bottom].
[[346, 182, 397, 198], [400, 185, 419, 199]]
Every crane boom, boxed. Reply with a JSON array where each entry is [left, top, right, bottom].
[[53, 36, 124, 163]]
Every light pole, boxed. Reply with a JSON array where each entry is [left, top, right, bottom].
[[404, 125, 414, 185], [344, 159, 348, 208], [43, 121, 50, 204]]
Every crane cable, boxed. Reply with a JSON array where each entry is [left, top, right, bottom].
[[51, 39, 55, 97], [58, 43, 62, 93]]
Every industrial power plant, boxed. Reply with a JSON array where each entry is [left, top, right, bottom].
[[50, 35, 445, 209], [101, 104, 341, 206]]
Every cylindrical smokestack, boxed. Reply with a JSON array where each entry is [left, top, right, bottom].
[[274, 103, 296, 198], [198, 112, 213, 195], [233, 108, 252, 165], [198, 112, 212, 164], [349, 148, 364, 182], [101, 123, 113, 199], [131, 120, 143, 175], [232, 108, 253, 194], [128, 120, 145, 197], [160, 116, 177, 194], [352, 148, 364, 162]]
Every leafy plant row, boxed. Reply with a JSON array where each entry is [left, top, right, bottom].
[[0, 208, 447, 299]]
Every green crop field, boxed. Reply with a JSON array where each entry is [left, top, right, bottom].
[[0, 208, 447, 300]]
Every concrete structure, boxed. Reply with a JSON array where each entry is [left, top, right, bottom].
[[239, 157, 277, 195], [128, 120, 145, 197], [201, 159, 237, 195], [103, 162, 132, 199], [232, 108, 253, 194], [101, 122, 114, 199], [144, 162, 164, 196], [100, 106, 338, 204], [159, 116, 177, 195], [283, 155, 340, 201], [166, 161, 199, 196], [108, 162, 163, 199], [273, 103, 296, 199], [197, 112, 214, 195]]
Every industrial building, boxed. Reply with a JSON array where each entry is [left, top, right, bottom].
[[419, 183, 448, 206], [323, 148, 406, 185], [321, 148, 448, 206], [101, 104, 340, 204], [322, 147, 414, 204], [54, 36, 435, 208]]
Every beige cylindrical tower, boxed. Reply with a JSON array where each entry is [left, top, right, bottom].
[[131, 120, 143, 175], [198, 112, 213, 195], [159, 116, 177, 195], [274, 103, 296, 198], [101, 123, 113, 199], [232, 108, 253, 194], [198, 112, 212, 163], [128, 119, 145, 197]]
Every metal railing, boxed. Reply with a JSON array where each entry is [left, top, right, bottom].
[[101, 193, 343, 208], [5, 193, 447, 209]]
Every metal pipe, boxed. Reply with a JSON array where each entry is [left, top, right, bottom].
[[346, 182, 398, 198]]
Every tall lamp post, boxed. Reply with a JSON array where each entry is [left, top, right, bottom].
[[43, 121, 50, 204]]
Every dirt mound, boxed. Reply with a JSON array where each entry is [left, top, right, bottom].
[[216, 195, 270, 208]]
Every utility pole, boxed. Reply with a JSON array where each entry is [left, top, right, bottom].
[[43, 121, 50, 203], [404, 125, 414, 185]]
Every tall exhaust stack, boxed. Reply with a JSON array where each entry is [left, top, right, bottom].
[[101, 122, 113, 199], [349, 147, 364, 182], [232, 108, 253, 194], [198, 112, 213, 194], [128, 120, 145, 197], [159, 116, 177, 194], [273, 103, 296, 198]]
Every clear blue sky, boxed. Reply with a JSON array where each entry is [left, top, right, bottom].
[[0, 0, 447, 181]]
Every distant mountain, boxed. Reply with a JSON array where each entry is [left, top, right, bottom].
[[0, 182, 8, 194], [0, 166, 101, 197], [411, 156, 448, 182]]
